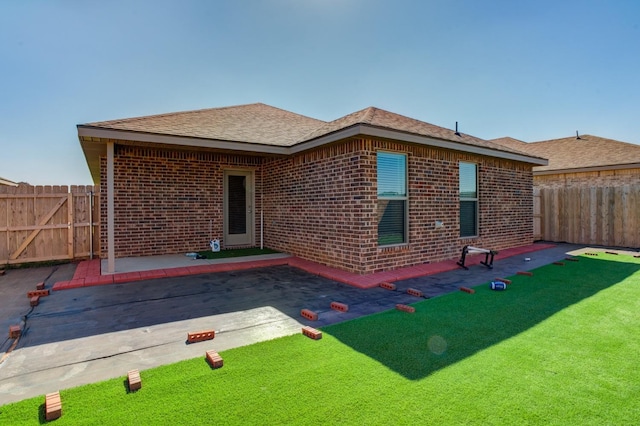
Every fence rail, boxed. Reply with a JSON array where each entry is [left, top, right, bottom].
[[537, 185, 639, 248], [0, 185, 100, 265]]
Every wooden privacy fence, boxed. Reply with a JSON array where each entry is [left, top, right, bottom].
[[0, 185, 100, 265], [537, 185, 640, 248]]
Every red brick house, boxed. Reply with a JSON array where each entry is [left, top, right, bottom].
[[78, 103, 547, 274]]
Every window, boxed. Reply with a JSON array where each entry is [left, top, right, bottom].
[[459, 162, 478, 237], [377, 152, 407, 245]]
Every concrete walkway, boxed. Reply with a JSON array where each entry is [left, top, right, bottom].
[[0, 243, 606, 406]]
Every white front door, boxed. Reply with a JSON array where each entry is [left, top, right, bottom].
[[223, 170, 253, 246]]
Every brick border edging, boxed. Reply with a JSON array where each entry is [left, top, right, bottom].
[[53, 243, 558, 292]]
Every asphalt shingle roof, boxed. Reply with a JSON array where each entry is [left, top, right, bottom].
[[83, 103, 535, 158], [491, 134, 640, 172], [299, 107, 531, 157], [84, 103, 326, 147]]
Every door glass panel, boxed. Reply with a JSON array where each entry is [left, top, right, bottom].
[[228, 175, 246, 235]]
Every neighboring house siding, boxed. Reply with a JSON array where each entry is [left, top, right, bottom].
[[263, 138, 534, 274], [534, 168, 640, 189], [100, 144, 263, 258], [534, 169, 640, 247]]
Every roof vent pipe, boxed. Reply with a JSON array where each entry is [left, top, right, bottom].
[[455, 122, 461, 136], [576, 131, 581, 140]]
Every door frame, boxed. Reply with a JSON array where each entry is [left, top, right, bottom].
[[223, 169, 254, 247]]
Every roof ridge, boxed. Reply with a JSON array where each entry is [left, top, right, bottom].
[[362, 107, 377, 124], [295, 106, 372, 142]]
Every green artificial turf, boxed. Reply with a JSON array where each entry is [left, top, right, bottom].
[[2, 253, 639, 424], [195, 247, 279, 260]]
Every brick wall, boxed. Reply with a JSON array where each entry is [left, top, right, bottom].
[[100, 144, 262, 258], [262, 140, 373, 273], [100, 138, 534, 273], [263, 138, 534, 274]]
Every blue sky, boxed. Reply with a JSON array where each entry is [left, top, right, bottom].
[[2, 0, 639, 185]]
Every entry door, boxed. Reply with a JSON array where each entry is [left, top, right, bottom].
[[224, 170, 253, 246]]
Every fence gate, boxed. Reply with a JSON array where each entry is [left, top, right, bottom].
[[0, 185, 99, 265]]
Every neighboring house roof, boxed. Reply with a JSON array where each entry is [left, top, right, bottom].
[[489, 137, 529, 152], [0, 176, 18, 186], [491, 134, 640, 174], [78, 103, 547, 183]]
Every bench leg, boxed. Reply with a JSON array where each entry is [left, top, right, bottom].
[[480, 251, 496, 269], [456, 245, 469, 270]]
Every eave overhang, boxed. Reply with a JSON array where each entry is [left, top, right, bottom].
[[78, 124, 548, 185]]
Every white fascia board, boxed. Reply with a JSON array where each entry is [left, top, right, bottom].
[[77, 126, 290, 155], [291, 125, 549, 166], [78, 124, 549, 166], [0, 179, 18, 186], [362, 127, 548, 165]]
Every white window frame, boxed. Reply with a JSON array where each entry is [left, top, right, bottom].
[[459, 162, 478, 238], [377, 151, 408, 246]]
